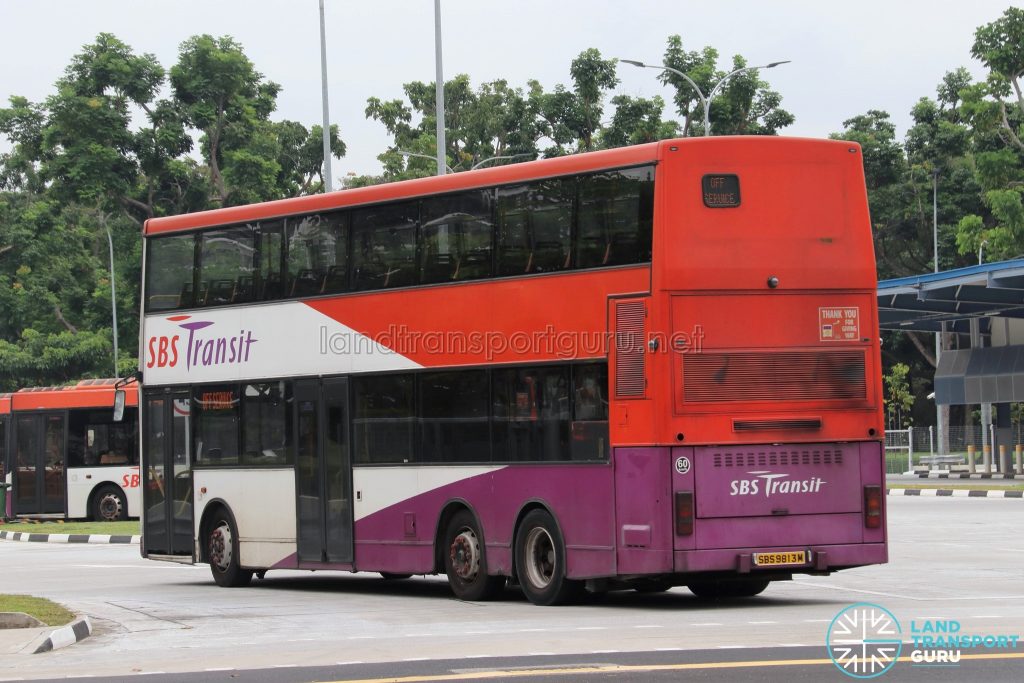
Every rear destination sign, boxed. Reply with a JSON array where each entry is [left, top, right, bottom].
[[819, 306, 859, 342]]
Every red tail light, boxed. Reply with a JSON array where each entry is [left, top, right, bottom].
[[675, 491, 694, 536], [864, 485, 882, 529]]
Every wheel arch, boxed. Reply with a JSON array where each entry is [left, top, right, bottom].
[[510, 498, 561, 581], [432, 498, 485, 575], [197, 498, 236, 565], [88, 482, 127, 521]]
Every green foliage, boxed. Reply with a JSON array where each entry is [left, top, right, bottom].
[[884, 363, 915, 429], [0, 32, 346, 388]]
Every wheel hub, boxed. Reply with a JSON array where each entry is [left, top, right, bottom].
[[98, 494, 122, 521], [450, 530, 480, 581], [209, 523, 232, 572], [524, 527, 555, 589]]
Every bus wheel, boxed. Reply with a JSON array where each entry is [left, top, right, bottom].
[[443, 510, 503, 601], [687, 578, 769, 599], [515, 509, 583, 606], [92, 485, 127, 522], [207, 512, 253, 588]]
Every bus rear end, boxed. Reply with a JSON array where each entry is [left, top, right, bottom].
[[611, 137, 885, 594]]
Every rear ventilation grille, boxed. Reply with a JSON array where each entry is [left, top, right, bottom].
[[712, 448, 844, 468], [733, 418, 822, 432], [614, 300, 647, 398], [684, 350, 866, 403]]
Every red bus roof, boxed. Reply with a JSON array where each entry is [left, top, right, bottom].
[[144, 141, 665, 236], [9, 379, 139, 412], [0, 394, 10, 416]]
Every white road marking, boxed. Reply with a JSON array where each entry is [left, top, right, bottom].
[[336, 661, 364, 665], [632, 624, 663, 629], [655, 647, 683, 651], [576, 626, 607, 631]]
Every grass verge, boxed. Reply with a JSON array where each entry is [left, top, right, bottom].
[[0, 520, 139, 535], [0, 594, 74, 626]]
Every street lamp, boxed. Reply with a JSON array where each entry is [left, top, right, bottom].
[[619, 59, 790, 136], [103, 222, 118, 378], [471, 153, 533, 170], [318, 0, 333, 192], [397, 150, 454, 174], [979, 239, 988, 265]]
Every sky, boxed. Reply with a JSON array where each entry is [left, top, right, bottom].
[[1, 0, 1020, 184]]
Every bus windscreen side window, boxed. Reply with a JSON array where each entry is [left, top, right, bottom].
[[0, 418, 6, 481], [570, 363, 609, 460], [242, 381, 293, 465], [492, 365, 570, 461], [419, 370, 490, 463], [198, 227, 256, 307], [419, 190, 494, 284], [147, 234, 196, 311], [257, 220, 284, 301], [67, 409, 138, 467], [496, 179, 574, 276], [287, 212, 349, 297], [194, 386, 240, 465], [353, 374, 414, 464], [352, 202, 418, 291], [576, 166, 654, 268]]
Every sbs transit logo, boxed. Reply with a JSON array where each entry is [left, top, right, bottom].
[[146, 315, 258, 371], [827, 602, 902, 678]]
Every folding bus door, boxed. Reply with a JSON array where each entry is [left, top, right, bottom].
[[295, 378, 353, 565], [12, 413, 65, 516], [142, 390, 194, 558]]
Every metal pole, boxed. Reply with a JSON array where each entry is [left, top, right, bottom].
[[104, 225, 118, 377], [433, 0, 446, 176], [907, 426, 914, 473], [932, 169, 945, 455], [318, 0, 333, 192], [929, 425, 935, 456]]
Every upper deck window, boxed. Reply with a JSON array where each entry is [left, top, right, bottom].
[[146, 234, 196, 311], [144, 164, 655, 313]]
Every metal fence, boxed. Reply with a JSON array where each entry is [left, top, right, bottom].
[[886, 424, 1024, 474]]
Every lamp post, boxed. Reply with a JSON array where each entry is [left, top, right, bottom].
[[619, 59, 790, 136], [397, 150, 454, 174], [979, 239, 988, 265], [318, 0, 333, 192], [398, 151, 532, 173], [103, 222, 118, 378], [434, 0, 446, 176], [932, 167, 947, 455], [471, 153, 533, 170]]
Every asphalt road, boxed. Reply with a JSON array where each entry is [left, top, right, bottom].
[[2, 496, 1022, 682]]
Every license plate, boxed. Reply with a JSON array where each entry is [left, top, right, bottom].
[[752, 550, 809, 567]]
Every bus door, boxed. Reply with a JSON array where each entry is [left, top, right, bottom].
[[12, 413, 65, 515], [295, 378, 353, 564], [142, 391, 194, 558]]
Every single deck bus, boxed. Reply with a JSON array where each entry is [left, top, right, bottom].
[[1, 379, 139, 521], [137, 136, 886, 604]]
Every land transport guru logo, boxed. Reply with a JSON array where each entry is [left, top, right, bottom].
[[827, 602, 1021, 678], [146, 315, 258, 371], [827, 602, 902, 678]]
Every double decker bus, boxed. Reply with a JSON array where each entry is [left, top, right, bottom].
[[138, 136, 885, 604], [1, 379, 140, 521]]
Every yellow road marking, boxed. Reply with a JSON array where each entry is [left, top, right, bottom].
[[324, 652, 1024, 683]]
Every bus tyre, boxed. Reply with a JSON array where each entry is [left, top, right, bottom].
[[443, 510, 503, 601], [687, 578, 769, 599], [514, 509, 583, 606], [207, 511, 253, 588], [92, 485, 127, 522]]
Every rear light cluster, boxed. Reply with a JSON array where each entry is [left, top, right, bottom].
[[675, 491, 694, 535], [863, 485, 882, 528]]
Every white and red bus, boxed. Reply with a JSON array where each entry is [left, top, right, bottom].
[[1, 380, 140, 521], [138, 136, 886, 604]]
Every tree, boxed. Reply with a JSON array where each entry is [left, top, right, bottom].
[[884, 362, 915, 430], [956, 8, 1024, 260], [599, 95, 679, 149]]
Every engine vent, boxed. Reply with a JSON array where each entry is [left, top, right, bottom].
[[712, 448, 844, 468], [684, 350, 866, 403], [733, 418, 822, 432], [614, 300, 646, 398]]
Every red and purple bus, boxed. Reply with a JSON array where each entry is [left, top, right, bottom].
[[137, 136, 885, 604], [1, 380, 139, 521]]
